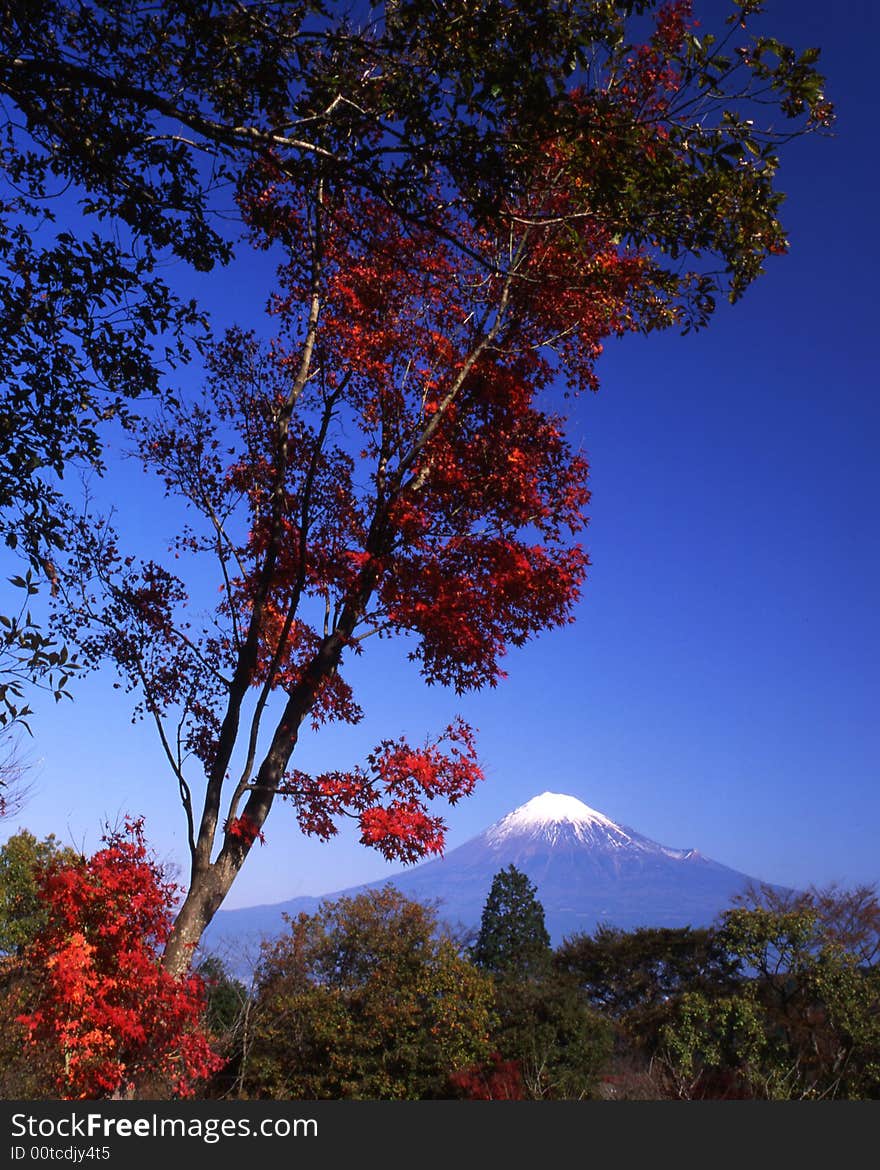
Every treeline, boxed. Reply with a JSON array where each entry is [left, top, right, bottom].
[[1, 831, 878, 1100]]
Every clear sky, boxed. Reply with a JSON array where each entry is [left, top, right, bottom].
[[2, 0, 877, 911]]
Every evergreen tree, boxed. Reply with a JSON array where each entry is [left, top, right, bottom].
[[470, 866, 612, 1097], [472, 865, 551, 977]]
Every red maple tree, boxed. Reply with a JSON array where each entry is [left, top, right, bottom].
[[15, 819, 223, 1098], [49, 1, 832, 975]]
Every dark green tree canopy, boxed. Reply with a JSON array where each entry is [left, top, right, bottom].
[[487, 971, 613, 1099], [557, 923, 739, 1018], [0, 828, 80, 955], [472, 864, 552, 976]]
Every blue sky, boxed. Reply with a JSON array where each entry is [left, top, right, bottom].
[[2, 0, 878, 911]]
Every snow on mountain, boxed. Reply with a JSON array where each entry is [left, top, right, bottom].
[[203, 791, 773, 971], [486, 792, 631, 847]]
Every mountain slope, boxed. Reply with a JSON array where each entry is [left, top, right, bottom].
[[204, 792, 770, 966]]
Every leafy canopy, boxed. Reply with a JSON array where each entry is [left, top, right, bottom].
[[245, 886, 494, 1099], [657, 886, 880, 1099], [0, 828, 80, 955]]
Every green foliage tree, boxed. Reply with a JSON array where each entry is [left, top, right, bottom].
[[196, 954, 250, 1099], [198, 954, 249, 1039], [0, 958, 58, 1099], [657, 893, 880, 1099], [243, 886, 494, 1099], [470, 865, 611, 1097], [0, 828, 79, 955], [472, 865, 552, 977], [489, 973, 614, 1099], [657, 989, 768, 1099], [0, 826, 81, 1098], [557, 924, 738, 1036], [555, 922, 741, 1096]]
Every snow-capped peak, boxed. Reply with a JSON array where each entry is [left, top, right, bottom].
[[486, 791, 633, 848]]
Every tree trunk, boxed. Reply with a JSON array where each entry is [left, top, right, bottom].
[[163, 855, 241, 979], [161, 631, 356, 978]]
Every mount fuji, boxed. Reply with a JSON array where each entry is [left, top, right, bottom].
[[203, 792, 772, 965]]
